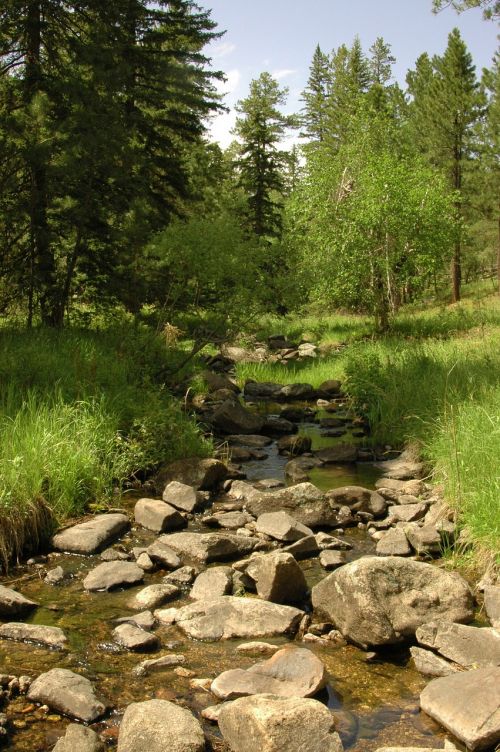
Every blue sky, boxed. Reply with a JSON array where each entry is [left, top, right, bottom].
[[200, 0, 499, 147]]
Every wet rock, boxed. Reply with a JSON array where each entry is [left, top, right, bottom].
[[326, 486, 386, 518], [190, 567, 233, 599], [410, 646, 459, 677], [154, 607, 179, 626], [146, 541, 181, 570], [161, 481, 204, 513], [174, 596, 304, 640], [312, 556, 473, 647], [484, 585, 500, 628], [229, 446, 268, 462], [113, 623, 159, 652], [83, 561, 143, 592], [261, 416, 296, 435], [244, 382, 284, 400], [236, 642, 281, 656], [28, 668, 106, 723], [227, 434, 272, 448], [315, 532, 352, 551], [416, 621, 500, 668], [245, 552, 308, 604], [315, 445, 358, 463], [127, 584, 179, 611], [284, 457, 321, 483], [246, 482, 337, 529], [134, 498, 186, 533], [211, 646, 327, 700], [51, 513, 129, 555], [44, 566, 65, 585], [100, 547, 130, 562], [420, 666, 500, 751], [277, 435, 312, 456], [53, 724, 105, 752], [0, 586, 38, 618], [255, 511, 313, 542], [156, 457, 227, 493], [158, 531, 257, 564], [117, 699, 204, 752], [0, 623, 67, 650], [133, 654, 186, 677], [404, 523, 442, 556], [279, 383, 316, 401], [211, 399, 265, 435], [163, 566, 197, 588], [218, 694, 343, 752], [375, 527, 411, 557], [319, 551, 347, 570], [114, 611, 156, 631]]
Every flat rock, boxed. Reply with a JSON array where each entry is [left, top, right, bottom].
[[174, 596, 304, 640], [163, 566, 197, 588], [279, 383, 316, 401], [227, 434, 272, 448], [218, 694, 343, 752], [261, 415, 296, 436], [0, 585, 38, 618], [246, 552, 308, 604], [207, 510, 254, 529], [416, 620, 500, 668], [211, 399, 265, 435], [146, 541, 181, 570], [117, 699, 205, 752], [420, 666, 500, 751], [318, 379, 342, 396], [156, 458, 227, 493], [236, 642, 281, 656], [404, 523, 442, 556], [190, 567, 233, 599], [127, 584, 179, 611], [255, 511, 313, 542], [326, 486, 386, 518], [410, 646, 459, 677], [376, 527, 412, 557], [484, 585, 500, 628], [375, 478, 425, 497], [28, 668, 106, 723], [113, 623, 159, 652], [161, 481, 203, 513], [245, 482, 338, 529], [158, 532, 256, 563], [83, 562, 143, 592], [283, 535, 320, 559], [244, 381, 284, 400], [53, 724, 104, 752], [211, 646, 327, 700], [0, 622, 67, 650], [315, 532, 352, 551], [389, 504, 427, 523], [52, 513, 129, 555], [312, 556, 473, 647], [114, 611, 155, 631], [319, 550, 347, 570], [315, 444, 358, 463], [134, 498, 186, 533], [132, 654, 186, 677]]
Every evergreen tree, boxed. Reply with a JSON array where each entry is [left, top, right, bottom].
[[324, 38, 369, 151], [479, 51, 500, 291], [432, 0, 499, 21], [369, 37, 396, 86], [301, 44, 331, 142]]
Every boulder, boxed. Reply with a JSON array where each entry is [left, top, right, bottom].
[[0, 585, 38, 618], [161, 481, 204, 514], [416, 621, 500, 669], [283, 535, 320, 559], [244, 382, 284, 400], [174, 597, 304, 640], [375, 478, 425, 497], [163, 566, 197, 588], [117, 699, 204, 752], [319, 551, 347, 570], [127, 584, 179, 611], [146, 541, 181, 570], [205, 511, 253, 530], [53, 724, 104, 752], [404, 523, 442, 556], [134, 498, 186, 533], [315, 532, 352, 551], [315, 445, 358, 463], [236, 642, 281, 656], [0, 623, 66, 650], [285, 457, 319, 483], [375, 449, 425, 480], [375, 527, 411, 557], [203, 371, 240, 394], [484, 585, 500, 628], [28, 668, 106, 723], [262, 416, 296, 436], [211, 399, 265, 435], [226, 480, 263, 503], [311, 556, 474, 647], [218, 694, 343, 752], [156, 457, 227, 492], [227, 434, 272, 448], [326, 486, 386, 518], [255, 511, 313, 542], [211, 647, 327, 700], [132, 654, 186, 676], [190, 567, 233, 600], [52, 513, 129, 555], [246, 552, 308, 604], [410, 646, 459, 677], [158, 532, 256, 564], [420, 666, 500, 751], [279, 383, 316, 401], [113, 623, 159, 652], [388, 504, 427, 523], [83, 562, 143, 592], [318, 379, 342, 397], [246, 483, 337, 529], [277, 435, 312, 456], [115, 611, 156, 631]]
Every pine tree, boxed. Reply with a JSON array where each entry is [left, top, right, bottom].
[[301, 44, 331, 142], [480, 51, 500, 292], [432, 0, 499, 21], [325, 38, 370, 151], [369, 37, 396, 86]]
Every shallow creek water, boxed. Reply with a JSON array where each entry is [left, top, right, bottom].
[[0, 403, 451, 751]]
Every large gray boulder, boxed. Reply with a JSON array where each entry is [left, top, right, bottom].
[[211, 399, 265, 435], [146, 541, 181, 570], [161, 481, 204, 513], [156, 457, 227, 492], [28, 668, 106, 723], [484, 585, 500, 628], [315, 445, 358, 463], [134, 499, 185, 533], [326, 486, 387, 518], [410, 646, 460, 677], [112, 623, 159, 652], [255, 511, 313, 542], [211, 647, 327, 700], [117, 699, 205, 752], [244, 382, 284, 400], [174, 596, 304, 640], [416, 621, 500, 669], [311, 556, 474, 647], [375, 527, 411, 557], [218, 694, 343, 752], [246, 552, 308, 604], [127, 584, 179, 611], [227, 434, 272, 448], [0, 585, 38, 618], [190, 567, 233, 600], [420, 666, 500, 751], [0, 622, 66, 650], [157, 531, 257, 563], [246, 483, 337, 528], [52, 514, 129, 555], [53, 724, 104, 752], [83, 562, 143, 592]]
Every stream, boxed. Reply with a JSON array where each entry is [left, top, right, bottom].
[[0, 400, 450, 751]]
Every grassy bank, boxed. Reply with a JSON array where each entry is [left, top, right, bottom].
[[236, 290, 500, 565], [0, 325, 211, 569]]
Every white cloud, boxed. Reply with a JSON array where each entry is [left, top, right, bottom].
[[211, 41, 237, 59], [208, 110, 238, 149], [215, 68, 241, 97], [272, 68, 297, 80]]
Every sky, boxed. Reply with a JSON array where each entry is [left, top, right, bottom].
[[199, 0, 499, 148]]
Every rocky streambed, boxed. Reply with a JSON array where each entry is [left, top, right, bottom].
[[0, 378, 499, 752]]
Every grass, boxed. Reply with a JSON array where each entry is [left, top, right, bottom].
[[0, 324, 211, 569]]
